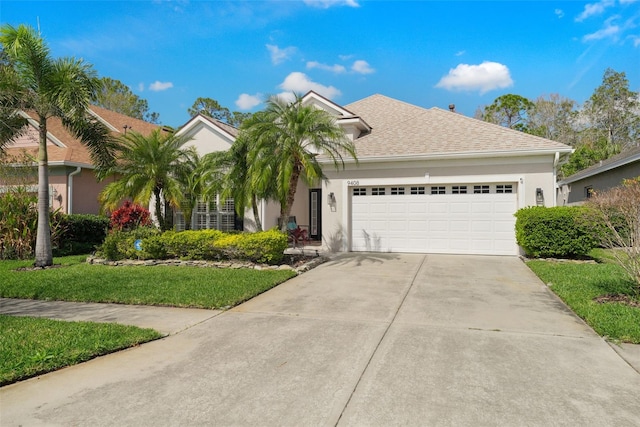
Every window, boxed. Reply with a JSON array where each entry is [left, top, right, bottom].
[[391, 187, 405, 195], [431, 186, 446, 195], [410, 186, 425, 195], [585, 186, 594, 199], [353, 188, 367, 196], [473, 185, 490, 194], [452, 185, 467, 194], [175, 196, 236, 232], [372, 187, 386, 196], [496, 184, 513, 194]]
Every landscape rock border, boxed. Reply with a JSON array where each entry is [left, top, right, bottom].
[[86, 254, 329, 275]]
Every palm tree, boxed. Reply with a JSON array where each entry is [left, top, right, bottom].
[[99, 129, 191, 231], [242, 93, 357, 230], [173, 147, 221, 230], [215, 127, 280, 232], [0, 24, 114, 266]]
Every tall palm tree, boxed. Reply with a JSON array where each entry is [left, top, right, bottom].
[[242, 93, 357, 230], [216, 127, 280, 232], [174, 147, 221, 230], [99, 129, 191, 231], [0, 24, 114, 266]]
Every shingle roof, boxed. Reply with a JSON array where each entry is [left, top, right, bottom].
[[4, 107, 161, 167], [345, 94, 572, 158], [558, 145, 640, 185], [197, 114, 239, 138]]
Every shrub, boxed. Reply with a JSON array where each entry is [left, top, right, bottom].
[[587, 178, 640, 289], [110, 201, 152, 231], [97, 228, 288, 264], [234, 229, 288, 264], [54, 214, 110, 256], [99, 227, 160, 261], [0, 186, 65, 260], [161, 230, 225, 259], [515, 206, 598, 258]]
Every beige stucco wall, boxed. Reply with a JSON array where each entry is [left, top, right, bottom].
[[297, 154, 560, 252], [182, 121, 234, 155]]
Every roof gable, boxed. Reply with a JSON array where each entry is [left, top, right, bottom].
[[5, 107, 160, 167], [345, 94, 572, 159], [176, 114, 238, 155]]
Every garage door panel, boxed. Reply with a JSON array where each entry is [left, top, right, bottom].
[[351, 187, 517, 255]]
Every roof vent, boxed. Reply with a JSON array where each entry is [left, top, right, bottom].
[[448, 104, 455, 112]]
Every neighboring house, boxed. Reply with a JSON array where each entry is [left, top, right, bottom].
[[185, 91, 573, 256], [1, 106, 160, 215], [557, 146, 640, 205]]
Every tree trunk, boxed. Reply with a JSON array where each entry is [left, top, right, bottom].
[[251, 194, 262, 232], [280, 165, 301, 232], [34, 116, 53, 267], [154, 188, 163, 230]]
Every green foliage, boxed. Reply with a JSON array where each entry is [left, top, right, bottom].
[[527, 259, 640, 343], [481, 94, 534, 130], [99, 227, 160, 261], [232, 229, 288, 264], [0, 185, 66, 259], [515, 206, 598, 258], [187, 97, 251, 127], [98, 228, 288, 264], [55, 214, 110, 256], [94, 77, 160, 124]]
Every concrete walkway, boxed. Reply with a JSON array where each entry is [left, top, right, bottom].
[[1, 254, 639, 426]]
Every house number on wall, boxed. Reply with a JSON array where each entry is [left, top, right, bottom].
[[347, 180, 360, 186]]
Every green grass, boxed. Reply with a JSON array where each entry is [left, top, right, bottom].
[[0, 255, 297, 309], [527, 251, 640, 344], [0, 315, 161, 386]]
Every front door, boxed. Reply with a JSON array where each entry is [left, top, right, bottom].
[[309, 189, 321, 240]]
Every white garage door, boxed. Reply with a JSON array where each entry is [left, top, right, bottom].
[[351, 184, 518, 255]]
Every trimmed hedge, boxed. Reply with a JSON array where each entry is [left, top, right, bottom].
[[54, 214, 110, 256], [98, 228, 288, 265], [515, 206, 598, 258]]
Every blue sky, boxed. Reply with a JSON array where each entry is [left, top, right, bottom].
[[2, 0, 639, 127]]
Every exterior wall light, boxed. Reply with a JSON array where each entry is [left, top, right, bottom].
[[536, 188, 544, 206], [327, 192, 336, 205]]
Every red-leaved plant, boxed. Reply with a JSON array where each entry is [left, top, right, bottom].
[[110, 201, 152, 231]]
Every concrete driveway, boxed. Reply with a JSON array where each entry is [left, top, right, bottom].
[[1, 254, 639, 426]]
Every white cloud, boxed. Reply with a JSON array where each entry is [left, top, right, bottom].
[[351, 60, 375, 74], [307, 61, 347, 74], [555, 9, 564, 18], [631, 35, 640, 47], [582, 15, 621, 41], [435, 61, 513, 95], [148, 81, 173, 91], [278, 72, 341, 100], [575, 0, 615, 22], [266, 44, 296, 65], [303, 0, 359, 8], [455, 50, 466, 57], [235, 93, 263, 110], [138, 83, 145, 92]]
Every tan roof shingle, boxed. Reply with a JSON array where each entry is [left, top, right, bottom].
[[345, 94, 572, 158]]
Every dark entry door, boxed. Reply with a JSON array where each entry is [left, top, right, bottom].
[[309, 189, 321, 240]]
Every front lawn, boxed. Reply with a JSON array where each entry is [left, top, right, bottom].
[[0, 255, 297, 309], [527, 250, 640, 344], [0, 315, 161, 386]]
